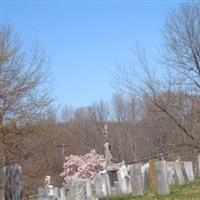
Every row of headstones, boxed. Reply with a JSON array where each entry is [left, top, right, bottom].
[[1, 159, 197, 200], [38, 187, 67, 200], [38, 160, 195, 200], [94, 160, 195, 198]]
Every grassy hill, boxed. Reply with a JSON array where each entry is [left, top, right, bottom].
[[102, 177, 200, 200]]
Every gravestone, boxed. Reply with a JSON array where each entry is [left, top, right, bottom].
[[68, 178, 88, 200], [155, 161, 169, 195], [149, 160, 158, 191], [45, 176, 54, 196], [114, 181, 122, 197], [38, 188, 47, 199], [53, 187, 59, 197], [118, 178, 128, 194], [117, 163, 131, 194], [166, 161, 178, 185], [85, 178, 93, 200], [197, 154, 200, 176], [175, 161, 185, 185], [181, 161, 189, 183], [141, 163, 150, 191], [3, 165, 23, 200], [94, 176, 103, 198], [129, 163, 143, 196], [184, 161, 194, 181], [101, 172, 111, 197], [60, 187, 67, 200]]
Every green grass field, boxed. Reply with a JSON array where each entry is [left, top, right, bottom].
[[102, 177, 200, 200]]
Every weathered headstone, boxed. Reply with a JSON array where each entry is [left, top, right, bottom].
[[166, 161, 178, 185], [118, 178, 128, 194], [101, 172, 111, 197], [94, 176, 103, 198], [114, 181, 122, 197], [197, 154, 200, 176], [45, 176, 54, 196], [149, 160, 158, 191], [3, 165, 23, 200], [38, 188, 47, 199], [129, 163, 143, 196], [155, 161, 169, 195], [117, 162, 131, 194], [141, 163, 150, 191], [85, 178, 92, 200], [175, 160, 185, 185], [60, 187, 67, 200], [69, 179, 87, 200], [68, 178, 92, 200], [181, 161, 189, 183], [184, 161, 194, 181], [53, 187, 59, 198]]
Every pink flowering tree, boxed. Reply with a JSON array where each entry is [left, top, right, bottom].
[[60, 149, 105, 187]]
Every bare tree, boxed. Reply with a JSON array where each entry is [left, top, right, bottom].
[[113, 3, 200, 152], [162, 3, 200, 91], [61, 105, 74, 123], [0, 26, 53, 165]]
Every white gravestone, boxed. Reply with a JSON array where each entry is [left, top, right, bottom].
[[94, 176, 104, 199], [85, 178, 93, 200], [60, 187, 67, 200], [114, 181, 122, 197], [53, 187, 59, 198], [197, 154, 200, 176], [155, 161, 169, 195], [45, 176, 54, 196], [184, 161, 194, 182], [101, 172, 111, 197], [129, 163, 143, 196], [68, 178, 89, 200], [166, 161, 178, 185], [117, 162, 132, 194], [141, 163, 150, 191], [175, 161, 185, 185], [181, 161, 189, 183]]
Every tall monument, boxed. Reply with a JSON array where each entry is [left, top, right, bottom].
[[103, 125, 118, 186]]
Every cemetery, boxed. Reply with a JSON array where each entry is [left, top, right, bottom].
[[2, 125, 200, 200], [1, 2, 200, 200]]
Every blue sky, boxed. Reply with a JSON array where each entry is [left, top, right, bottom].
[[1, 1, 181, 108]]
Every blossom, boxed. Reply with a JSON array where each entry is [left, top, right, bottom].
[[60, 149, 105, 188]]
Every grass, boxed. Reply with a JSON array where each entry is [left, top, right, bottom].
[[101, 177, 200, 200]]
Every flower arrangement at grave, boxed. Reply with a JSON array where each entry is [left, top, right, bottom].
[[60, 149, 105, 188]]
